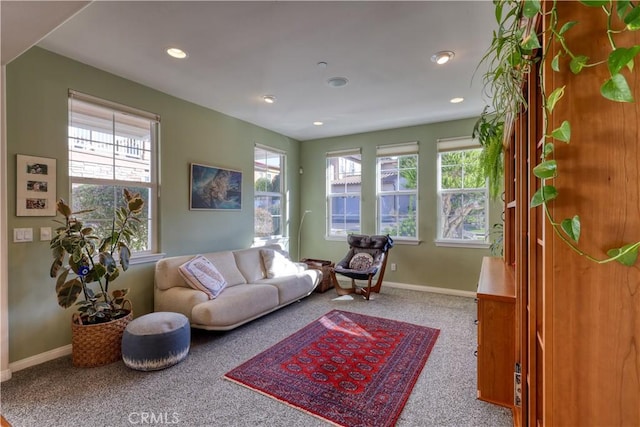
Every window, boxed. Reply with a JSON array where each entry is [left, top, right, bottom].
[[376, 142, 419, 240], [437, 137, 488, 245], [326, 149, 361, 237], [68, 91, 160, 257], [254, 145, 285, 240]]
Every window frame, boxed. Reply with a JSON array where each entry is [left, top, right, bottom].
[[326, 149, 362, 239], [253, 144, 286, 243], [67, 91, 161, 263], [435, 137, 490, 248], [375, 142, 419, 242]]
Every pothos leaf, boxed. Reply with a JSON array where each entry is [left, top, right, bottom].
[[533, 160, 558, 179], [601, 74, 634, 102], [617, 0, 631, 19], [561, 216, 581, 243], [521, 30, 541, 50], [551, 120, 571, 142], [607, 243, 640, 266], [624, 5, 640, 30], [543, 143, 555, 158], [522, 0, 542, 18], [558, 20, 578, 35], [530, 185, 559, 207], [570, 55, 589, 74], [546, 86, 566, 113], [551, 51, 561, 72], [608, 46, 640, 75], [579, 0, 610, 6]]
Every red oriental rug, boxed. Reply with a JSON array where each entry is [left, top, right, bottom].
[[224, 310, 440, 426]]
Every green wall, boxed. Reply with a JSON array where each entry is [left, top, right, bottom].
[[5, 47, 498, 364], [6, 48, 301, 362], [299, 119, 501, 292]]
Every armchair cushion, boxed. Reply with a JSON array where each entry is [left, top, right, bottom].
[[349, 253, 374, 271]]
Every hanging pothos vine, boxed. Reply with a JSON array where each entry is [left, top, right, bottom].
[[478, 0, 640, 266]]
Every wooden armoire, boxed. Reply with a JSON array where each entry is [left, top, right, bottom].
[[478, 2, 640, 426]]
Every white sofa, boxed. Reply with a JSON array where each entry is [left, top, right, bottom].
[[154, 245, 321, 330]]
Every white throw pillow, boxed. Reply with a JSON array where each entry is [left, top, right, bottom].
[[349, 253, 374, 271], [260, 249, 303, 278], [179, 255, 227, 299]]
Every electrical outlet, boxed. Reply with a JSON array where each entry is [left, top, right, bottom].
[[391, 263, 397, 271], [40, 227, 52, 241]]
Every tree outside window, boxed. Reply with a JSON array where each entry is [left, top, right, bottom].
[[68, 94, 158, 254], [438, 148, 488, 242]]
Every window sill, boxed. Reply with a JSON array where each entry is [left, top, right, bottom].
[[129, 252, 166, 265], [434, 240, 490, 249], [326, 235, 420, 245], [390, 238, 420, 246]]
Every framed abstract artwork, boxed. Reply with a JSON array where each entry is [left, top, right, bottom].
[[190, 163, 242, 210], [16, 154, 57, 216]]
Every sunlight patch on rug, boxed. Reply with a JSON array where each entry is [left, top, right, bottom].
[[224, 310, 440, 427]]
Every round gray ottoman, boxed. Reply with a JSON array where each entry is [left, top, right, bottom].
[[122, 312, 190, 371]]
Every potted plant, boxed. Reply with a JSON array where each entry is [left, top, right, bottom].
[[49, 188, 144, 367]]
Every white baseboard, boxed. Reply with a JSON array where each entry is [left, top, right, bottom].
[[6, 344, 72, 377], [1, 368, 11, 382], [383, 281, 477, 298]]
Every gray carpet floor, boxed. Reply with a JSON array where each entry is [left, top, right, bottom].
[[1, 287, 513, 426]]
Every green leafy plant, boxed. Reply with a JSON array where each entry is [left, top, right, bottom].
[[473, 112, 505, 200], [49, 189, 145, 323], [479, 0, 640, 266]]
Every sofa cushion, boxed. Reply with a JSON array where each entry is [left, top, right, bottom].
[[260, 248, 305, 278], [155, 250, 246, 291], [204, 251, 247, 286], [178, 255, 227, 299], [233, 247, 266, 283], [191, 284, 279, 328], [258, 270, 319, 304]]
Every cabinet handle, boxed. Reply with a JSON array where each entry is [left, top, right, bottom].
[[474, 350, 478, 357], [474, 319, 479, 325]]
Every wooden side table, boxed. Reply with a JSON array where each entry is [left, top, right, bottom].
[[300, 258, 335, 293]]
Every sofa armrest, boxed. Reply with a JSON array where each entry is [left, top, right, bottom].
[[154, 287, 208, 322]]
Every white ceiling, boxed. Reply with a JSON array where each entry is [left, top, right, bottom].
[[0, 1, 90, 65], [6, 1, 497, 141]]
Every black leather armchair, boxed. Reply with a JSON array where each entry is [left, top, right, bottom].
[[331, 234, 394, 300]]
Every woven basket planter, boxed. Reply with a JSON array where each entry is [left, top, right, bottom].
[[71, 301, 133, 368]]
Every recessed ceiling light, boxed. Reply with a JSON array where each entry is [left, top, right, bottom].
[[313, 121, 324, 126], [262, 95, 276, 104], [431, 51, 455, 65], [450, 97, 464, 104], [326, 77, 349, 88], [166, 47, 188, 59]]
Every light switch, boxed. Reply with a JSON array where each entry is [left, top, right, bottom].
[[13, 228, 33, 242], [40, 227, 52, 241]]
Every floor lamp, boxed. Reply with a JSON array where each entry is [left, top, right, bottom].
[[297, 210, 311, 261]]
